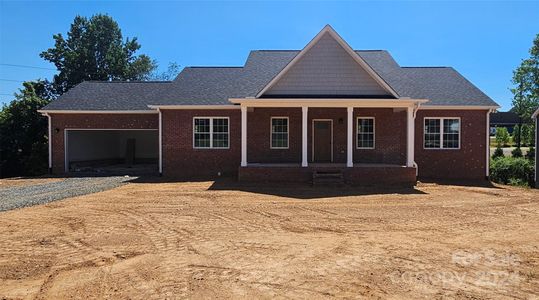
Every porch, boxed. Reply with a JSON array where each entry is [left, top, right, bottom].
[[232, 98, 426, 186], [239, 163, 417, 186]]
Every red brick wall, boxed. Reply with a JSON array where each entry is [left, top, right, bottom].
[[415, 109, 488, 180], [247, 108, 302, 163], [353, 108, 407, 165], [161, 109, 241, 178], [238, 165, 416, 187], [50, 113, 158, 174], [307, 108, 348, 163]]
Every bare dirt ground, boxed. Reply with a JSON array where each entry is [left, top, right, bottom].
[[0, 179, 538, 299], [0, 177, 62, 189]]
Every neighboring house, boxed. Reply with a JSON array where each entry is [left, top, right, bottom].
[[39, 25, 499, 185], [533, 107, 539, 188], [490, 111, 520, 135]]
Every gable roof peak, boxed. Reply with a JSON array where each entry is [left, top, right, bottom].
[[255, 25, 400, 98]]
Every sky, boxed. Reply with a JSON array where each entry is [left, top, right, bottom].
[[1, 1, 538, 111]]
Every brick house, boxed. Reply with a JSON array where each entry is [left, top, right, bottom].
[[39, 25, 499, 186]]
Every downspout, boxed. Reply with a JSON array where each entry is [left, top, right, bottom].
[[412, 103, 421, 176], [158, 108, 163, 176], [46, 113, 52, 174], [486, 108, 495, 180]]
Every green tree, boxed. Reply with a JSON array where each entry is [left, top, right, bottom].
[[495, 127, 510, 147], [151, 62, 181, 81], [0, 81, 52, 177], [513, 124, 521, 146], [40, 14, 157, 94], [511, 33, 539, 148]]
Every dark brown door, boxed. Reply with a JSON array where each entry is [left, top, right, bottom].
[[313, 121, 332, 162]]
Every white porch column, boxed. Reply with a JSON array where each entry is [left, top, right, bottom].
[[347, 107, 353, 167], [241, 106, 247, 167], [406, 106, 415, 168], [301, 107, 308, 167]]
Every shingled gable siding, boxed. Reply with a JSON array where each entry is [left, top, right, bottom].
[[50, 114, 158, 174], [414, 109, 488, 180], [161, 109, 241, 178], [353, 108, 407, 165], [265, 33, 390, 96]]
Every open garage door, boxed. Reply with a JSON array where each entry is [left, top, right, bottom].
[[66, 129, 158, 175]]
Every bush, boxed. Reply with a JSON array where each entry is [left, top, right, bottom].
[[490, 156, 533, 186], [492, 146, 505, 159], [511, 147, 523, 158], [513, 124, 521, 146], [526, 146, 535, 160], [495, 127, 510, 147]]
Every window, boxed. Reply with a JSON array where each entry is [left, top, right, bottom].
[[271, 117, 289, 149], [357, 117, 375, 149], [424, 118, 460, 149], [193, 117, 229, 149]]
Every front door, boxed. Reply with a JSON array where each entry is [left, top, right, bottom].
[[313, 120, 332, 162]]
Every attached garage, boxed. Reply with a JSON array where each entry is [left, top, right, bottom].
[[65, 129, 159, 175]]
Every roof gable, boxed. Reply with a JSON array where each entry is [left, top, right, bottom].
[[257, 25, 399, 98]]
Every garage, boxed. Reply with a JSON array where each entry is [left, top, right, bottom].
[[65, 129, 159, 175]]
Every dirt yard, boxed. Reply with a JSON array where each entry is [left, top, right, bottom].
[[0, 179, 537, 299]]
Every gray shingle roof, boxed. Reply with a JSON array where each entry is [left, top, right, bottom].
[[42, 50, 498, 111]]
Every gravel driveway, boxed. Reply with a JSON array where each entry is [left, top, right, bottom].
[[0, 176, 134, 212]]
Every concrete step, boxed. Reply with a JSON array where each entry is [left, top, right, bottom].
[[312, 170, 344, 186]]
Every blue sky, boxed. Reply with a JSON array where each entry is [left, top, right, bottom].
[[1, 1, 538, 110]]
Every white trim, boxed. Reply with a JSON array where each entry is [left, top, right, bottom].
[[486, 110, 490, 178], [241, 106, 247, 167], [423, 117, 462, 150], [419, 105, 499, 110], [255, 25, 399, 98], [356, 116, 375, 149], [535, 116, 537, 185], [38, 110, 157, 114], [46, 113, 52, 171], [301, 107, 308, 167], [407, 107, 415, 167], [312, 119, 334, 163], [270, 117, 289, 149], [347, 107, 353, 167], [192, 117, 230, 149], [532, 107, 539, 119], [229, 98, 428, 108], [64, 129, 68, 173], [63, 128, 159, 173], [147, 105, 240, 110], [158, 109, 163, 174]]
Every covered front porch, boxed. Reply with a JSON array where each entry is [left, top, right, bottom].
[[232, 98, 427, 186]]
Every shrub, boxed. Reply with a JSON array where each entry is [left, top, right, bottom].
[[513, 124, 520, 146], [511, 147, 523, 158], [492, 146, 505, 159], [490, 157, 533, 185], [495, 127, 510, 147], [526, 146, 535, 160]]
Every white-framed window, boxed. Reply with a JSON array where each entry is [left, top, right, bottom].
[[271, 117, 289, 149], [193, 117, 229, 149], [356, 117, 375, 149], [424, 117, 460, 149]]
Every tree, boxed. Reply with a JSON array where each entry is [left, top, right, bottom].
[[151, 62, 181, 81], [513, 124, 521, 146], [511, 33, 539, 148], [40, 14, 157, 94], [495, 127, 510, 147], [0, 81, 52, 177]]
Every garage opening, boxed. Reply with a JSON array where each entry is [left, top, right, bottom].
[[66, 129, 159, 175]]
